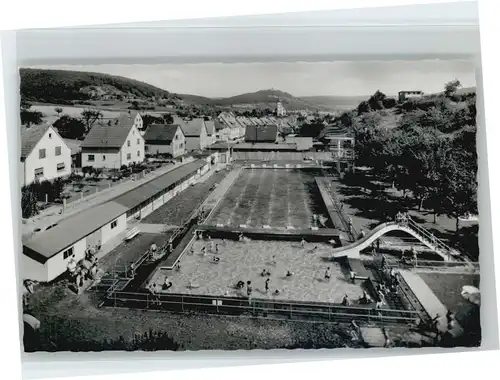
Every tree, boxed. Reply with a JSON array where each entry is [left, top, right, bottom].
[[162, 113, 174, 124], [81, 109, 103, 132], [444, 79, 462, 98], [141, 114, 164, 129], [131, 100, 140, 110], [54, 107, 63, 117], [368, 90, 387, 111], [21, 109, 44, 127], [53, 115, 86, 139], [21, 185, 39, 219]]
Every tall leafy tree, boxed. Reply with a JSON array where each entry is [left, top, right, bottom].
[[81, 109, 103, 132]]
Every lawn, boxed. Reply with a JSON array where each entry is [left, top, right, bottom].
[[207, 168, 329, 229], [142, 170, 229, 225], [331, 171, 479, 259], [418, 272, 480, 313]]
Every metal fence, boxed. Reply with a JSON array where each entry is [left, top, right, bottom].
[[383, 258, 479, 274], [103, 290, 419, 326]]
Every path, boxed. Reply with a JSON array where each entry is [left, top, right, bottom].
[[398, 270, 449, 332]]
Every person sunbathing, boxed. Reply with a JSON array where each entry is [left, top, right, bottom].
[[212, 256, 220, 263], [236, 280, 245, 289], [286, 270, 294, 277]]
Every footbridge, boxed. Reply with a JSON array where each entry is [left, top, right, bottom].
[[331, 217, 464, 262]]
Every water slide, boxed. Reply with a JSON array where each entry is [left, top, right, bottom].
[[331, 221, 460, 261]]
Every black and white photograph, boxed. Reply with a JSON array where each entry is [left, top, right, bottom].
[[19, 59, 480, 352]]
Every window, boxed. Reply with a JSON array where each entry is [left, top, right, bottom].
[[55, 146, 61, 156], [145, 145, 149, 152], [63, 247, 74, 260], [175, 134, 179, 140], [127, 140, 131, 147], [56, 162, 65, 171], [48, 133, 52, 138], [88, 154, 95, 162], [102, 155, 106, 161], [179, 143, 184, 148], [126, 153, 131, 160], [111, 220, 118, 229], [39, 149, 46, 159], [136, 138, 140, 144], [34, 167, 44, 177]]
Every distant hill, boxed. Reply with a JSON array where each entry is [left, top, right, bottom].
[[20, 68, 173, 105], [210, 89, 329, 111], [300, 95, 370, 111]]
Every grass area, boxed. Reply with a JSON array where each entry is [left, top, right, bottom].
[[142, 170, 229, 225], [99, 232, 174, 272], [24, 283, 358, 351], [331, 171, 479, 259], [419, 272, 480, 313]]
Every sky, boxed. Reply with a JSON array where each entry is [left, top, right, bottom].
[[31, 60, 476, 98]]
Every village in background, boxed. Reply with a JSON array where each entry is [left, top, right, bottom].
[[19, 67, 479, 351]]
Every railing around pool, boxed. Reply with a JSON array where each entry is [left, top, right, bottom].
[[103, 290, 419, 325]]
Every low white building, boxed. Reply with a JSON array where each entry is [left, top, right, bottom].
[[22, 201, 128, 282], [80, 115, 145, 169], [143, 124, 186, 158], [20, 124, 72, 186], [22, 159, 209, 282]]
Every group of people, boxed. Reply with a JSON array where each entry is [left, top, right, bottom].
[[66, 244, 100, 291], [395, 211, 410, 226]]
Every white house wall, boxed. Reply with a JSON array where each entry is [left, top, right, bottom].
[[46, 238, 86, 282], [146, 144, 173, 156], [21, 254, 48, 282], [23, 126, 72, 185], [100, 213, 127, 244], [81, 151, 121, 169], [120, 125, 145, 166]]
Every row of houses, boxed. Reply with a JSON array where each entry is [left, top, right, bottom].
[[21, 158, 215, 283], [19, 112, 219, 185]]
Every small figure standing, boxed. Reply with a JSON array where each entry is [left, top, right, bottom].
[[342, 294, 351, 306], [212, 256, 220, 263], [265, 278, 270, 293], [271, 255, 277, 266], [286, 270, 294, 277], [324, 267, 331, 281], [300, 238, 306, 248], [349, 270, 356, 284]]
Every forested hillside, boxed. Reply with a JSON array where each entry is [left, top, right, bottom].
[[328, 80, 477, 231], [20, 68, 173, 104]]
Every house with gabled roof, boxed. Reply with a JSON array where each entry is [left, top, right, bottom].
[[178, 118, 211, 151], [204, 119, 216, 145], [143, 124, 185, 158], [20, 124, 72, 186], [244, 124, 279, 143], [80, 115, 145, 169]]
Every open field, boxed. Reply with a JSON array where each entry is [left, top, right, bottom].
[[148, 238, 364, 304], [419, 272, 480, 313], [99, 232, 174, 272], [207, 168, 329, 229], [32, 104, 123, 121]]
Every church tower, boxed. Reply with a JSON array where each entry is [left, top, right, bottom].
[[276, 99, 286, 117]]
